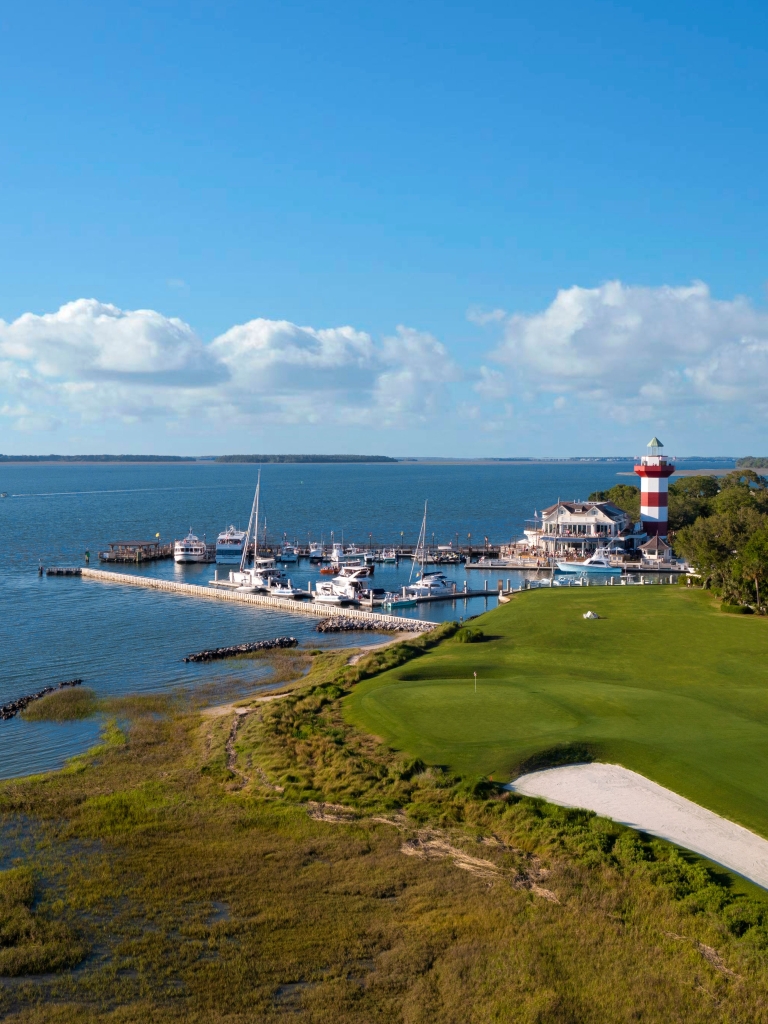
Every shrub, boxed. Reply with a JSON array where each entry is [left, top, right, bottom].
[[721, 602, 755, 614], [455, 627, 484, 643]]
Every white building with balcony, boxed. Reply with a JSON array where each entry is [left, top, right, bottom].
[[523, 500, 645, 556]]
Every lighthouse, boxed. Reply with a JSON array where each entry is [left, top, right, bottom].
[[634, 437, 675, 538]]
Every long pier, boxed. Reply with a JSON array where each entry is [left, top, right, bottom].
[[80, 568, 440, 627]]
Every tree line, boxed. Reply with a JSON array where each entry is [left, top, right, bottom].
[[589, 472, 768, 610]]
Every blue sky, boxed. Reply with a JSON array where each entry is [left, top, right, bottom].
[[1, 0, 767, 456]]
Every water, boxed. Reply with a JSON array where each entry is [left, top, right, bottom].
[[0, 459, 725, 779]]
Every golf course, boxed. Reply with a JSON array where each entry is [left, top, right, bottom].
[[345, 586, 768, 838]]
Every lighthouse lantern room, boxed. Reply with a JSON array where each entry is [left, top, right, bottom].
[[634, 437, 675, 538]]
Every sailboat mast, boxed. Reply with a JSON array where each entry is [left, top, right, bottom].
[[239, 469, 261, 572]]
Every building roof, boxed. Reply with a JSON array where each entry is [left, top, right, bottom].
[[539, 500, 628, 522], [639, 535, 671, 553], [648, 436, 663, 448]]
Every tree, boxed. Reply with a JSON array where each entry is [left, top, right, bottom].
[[667, 476, 719, 531], [675, 506, 767, 599], [734, 527, 768, 610], [588, 484, 640, 522]]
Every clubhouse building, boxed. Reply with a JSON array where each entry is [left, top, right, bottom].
[[522, 499, 646, 556]]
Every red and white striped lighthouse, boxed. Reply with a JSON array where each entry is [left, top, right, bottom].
[[634, 437, 675, 537]]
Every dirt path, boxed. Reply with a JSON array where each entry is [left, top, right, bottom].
[[511, 763, 768, 890]]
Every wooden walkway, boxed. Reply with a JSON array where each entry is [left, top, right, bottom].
[[80, 568, 439, 627]]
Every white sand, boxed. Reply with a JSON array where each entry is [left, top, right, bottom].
[[511, 763, 768, 889]]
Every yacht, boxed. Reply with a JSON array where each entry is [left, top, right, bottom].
[[229, 562, 285, 589], [556, 547, 622, 575], [313, 581, 351, 604], [406, 570, 457, 598], [216, 525, 248, 564], [330, 542, 344, 564], [174, 529, 208, 563], [279, 542, 299, 562], [308, 542, 324, 561]]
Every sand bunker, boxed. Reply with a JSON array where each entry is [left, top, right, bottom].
[[511, 763, 768, 890]]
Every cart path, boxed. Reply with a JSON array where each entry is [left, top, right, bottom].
[[510, 763, 768, 890]]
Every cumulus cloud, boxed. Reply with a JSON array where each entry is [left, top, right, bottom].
[[0, 301, 461, 433], [0, 299, 218, 385], [489, 281, 768, 421]]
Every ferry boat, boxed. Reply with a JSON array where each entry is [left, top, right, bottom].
[[174, 529, 208, 563], [216, 525, 248, 563], [556, 547, 622, 575]]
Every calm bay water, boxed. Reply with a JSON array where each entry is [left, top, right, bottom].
[[0, 459, 724, 779]]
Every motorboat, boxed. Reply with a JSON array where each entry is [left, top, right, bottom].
[[383, 592, 418, 609], [359, 587, 387, 605], [229, 565, 286, 589], [174, 529, 208, 563], [308, 542, 324, 561], [330, 542, 344, 563], [267, 578, 304, 599], [313, 581, 353, 604], [406, 571, 457, 598], [216, 525, 248, 564], [556, 547, 622, 574], [336, 562, 373, 577], [380, 548, 397, 562], [279, 542, 299, 562]]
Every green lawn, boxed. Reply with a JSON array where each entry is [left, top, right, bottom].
[[345, 587, 768, 837]]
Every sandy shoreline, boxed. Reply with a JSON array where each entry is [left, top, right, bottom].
[[511, 763, 768, 890]]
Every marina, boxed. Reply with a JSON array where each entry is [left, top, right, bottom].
[[0, 456, 704, 781]]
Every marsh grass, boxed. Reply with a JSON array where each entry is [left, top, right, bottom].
[[20, 688, 97, 722], [2, 621, 768, 1020]]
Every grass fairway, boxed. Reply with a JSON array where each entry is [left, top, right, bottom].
[[346, 587, 768, 837]]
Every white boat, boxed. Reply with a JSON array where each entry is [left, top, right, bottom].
[[405, 502, 457, 597], [216, 525, 248, 563], [231, 565, 285, 590], [174, 529, 208, 563], [308, 542, 324, 561], [381, 548, 397, 562], [330, 542, 344, 563], [336, 562, 373, 577], [279, 542, 299, 562], [268, 579, 304, 599], [313, 581, 351, 604], [556, 547, 622, 575], [406, 570, 457, 598]]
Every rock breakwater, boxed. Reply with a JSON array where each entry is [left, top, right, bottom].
[[1, 679, 83, 721], [183, 637, 299, 663], [316, 617, 431, 633]]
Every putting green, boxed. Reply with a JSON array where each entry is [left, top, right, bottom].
[[345, 587, 768, 837]]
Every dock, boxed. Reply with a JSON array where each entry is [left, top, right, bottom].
[[79, 568, 441, 627]]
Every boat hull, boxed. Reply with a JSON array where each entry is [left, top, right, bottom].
[[556, 562, 621, 575]]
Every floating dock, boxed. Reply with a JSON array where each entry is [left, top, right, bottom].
[[80, 568, 440, 627]]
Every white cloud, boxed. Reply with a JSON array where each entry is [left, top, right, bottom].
[[489, 281, 768, 422], [467, 306, 507, 325], [0, 301, 461, 434], [0, 299, 216, 384]]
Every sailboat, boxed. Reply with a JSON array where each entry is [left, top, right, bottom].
[[405, 502, 457, 599], [223, 471, 274, 587]]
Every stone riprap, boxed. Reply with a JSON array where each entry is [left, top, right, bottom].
[[1, 679, 83, 721], [183, 637, 299, 663]]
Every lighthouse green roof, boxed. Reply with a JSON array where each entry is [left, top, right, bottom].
[[647, 436, 663, 448]]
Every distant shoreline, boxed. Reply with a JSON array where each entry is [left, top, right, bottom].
[[0, 455, 739, 466]]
